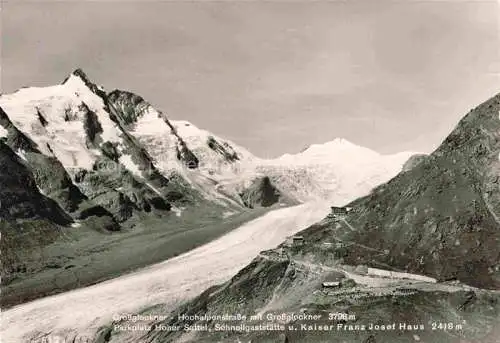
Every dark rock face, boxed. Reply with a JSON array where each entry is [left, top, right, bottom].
[[147, 196, 170, 211], [0, 141, 71, 225], [100, 141, 119, 162], [23, 152, 88, 213], [69, 152, 178, 222], [161, 171, 200, 205], [36, 108, 48, 127], [1, 219, 65, 301], [74, 159, 141, 221], [176, 141, 199, 169], [207, 135, 239, 162], [76, 202, 114, 220], [240, 176, 281, 208], [80, 102, 103, 147], [107, 89, 150, 125]]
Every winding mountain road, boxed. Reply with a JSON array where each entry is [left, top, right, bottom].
[[2, 202, 331, 343]]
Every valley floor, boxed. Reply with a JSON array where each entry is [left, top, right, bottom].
[[1, 202, 331, 343], [1, 205, 271, 309]]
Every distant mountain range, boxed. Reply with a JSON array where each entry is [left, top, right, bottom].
[[0, 69, 414, 307]]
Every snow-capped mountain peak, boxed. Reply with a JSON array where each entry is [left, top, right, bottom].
[[0, 70, 125, 170], [275, 137, 381, 166], [62, 68, 107, 96], [253, 138, 416, 204]]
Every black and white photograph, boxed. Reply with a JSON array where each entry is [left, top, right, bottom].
[[1, 0, 500, 342]]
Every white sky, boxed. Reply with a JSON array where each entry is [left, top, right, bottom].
[[2, 0, 500, 157]]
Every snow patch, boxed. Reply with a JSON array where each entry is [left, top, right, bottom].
[[171, 206, 183, 217], [276, 138, 380, 166], [223, 211, 235, 218], [130, 108, 183, 173], [119, 155, 142, 177], [134, 107, 171, 135], [146, 182, 162, 196], [0, 124, 8, 138], [367, 267, 437, 283], [17, 150, 28, 161], [256, 144, 415, 203], [171, 119, 256, 170], [36, 185, 46, 195]]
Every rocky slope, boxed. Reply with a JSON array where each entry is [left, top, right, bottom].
[[295, 93, 500, 289], [145, 257, 499, 343], [0, 140, 74, 287], [239, 176, 290, 208], [401, 153, 427, 172], [0, 141, 71, 224], [147, 266, 499, 343], [137, 92, 500, 343]]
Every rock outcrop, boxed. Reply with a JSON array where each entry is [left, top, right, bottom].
[[239, 176, 283, 208]]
